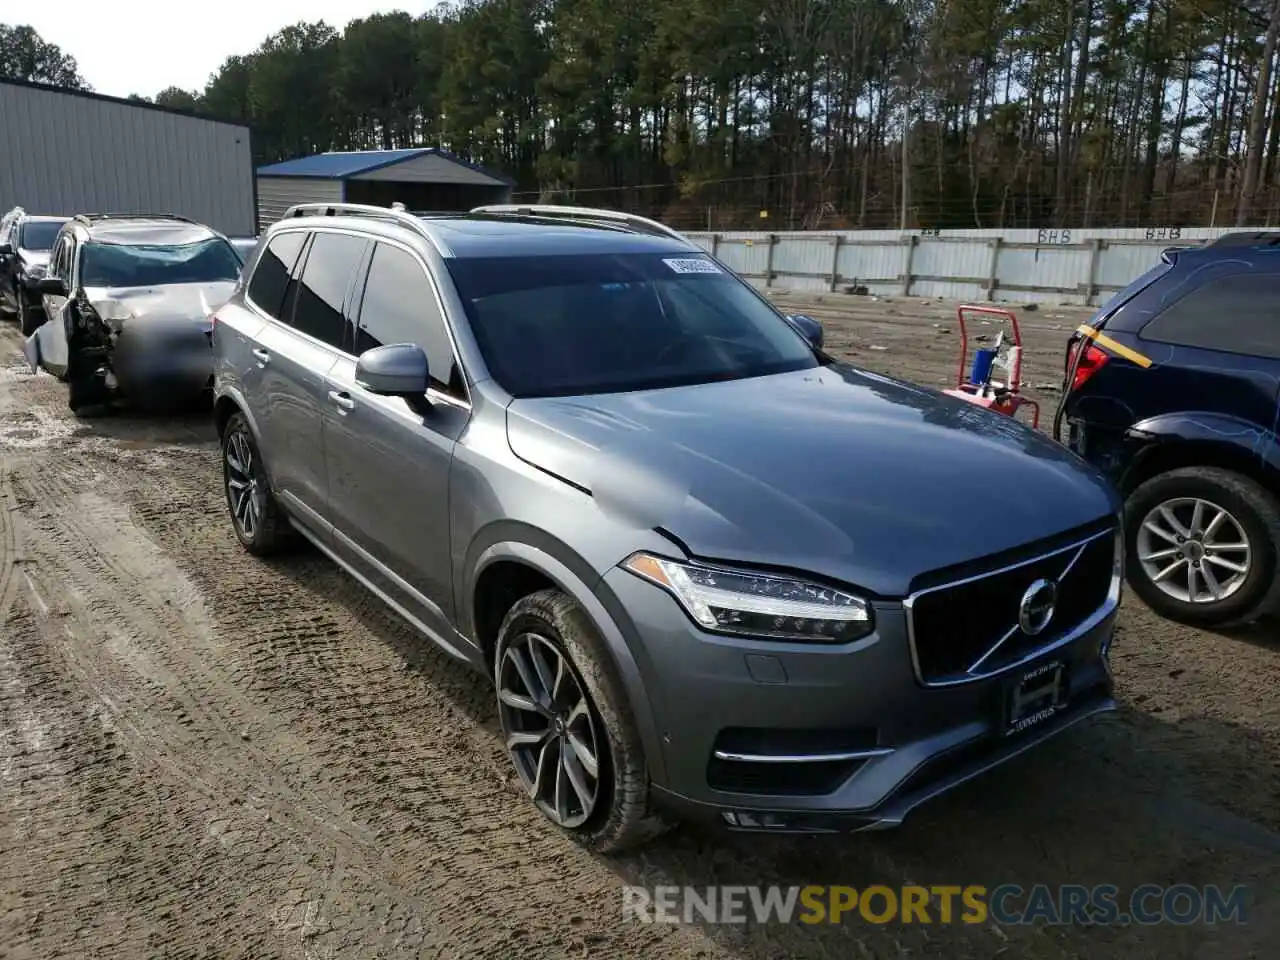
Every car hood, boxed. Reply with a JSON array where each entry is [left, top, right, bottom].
[[505, 364, 1118, 596], [83, 281, 236, 331], [19, 249, 50, 268]]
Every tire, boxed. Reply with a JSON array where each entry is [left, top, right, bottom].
[[1125, 466, 1280, 627], [220, 411, 295, 555], [17, 293, 42, 336], [67, 369, 112, 417], [494, 589, 670, 854]]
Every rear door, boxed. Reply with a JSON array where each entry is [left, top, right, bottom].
[[248, 229, 369, 536], [321, 238, 470, 644], [228, 228, 307, 450]]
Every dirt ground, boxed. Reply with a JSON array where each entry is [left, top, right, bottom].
[[1, 294, 1278, 960]]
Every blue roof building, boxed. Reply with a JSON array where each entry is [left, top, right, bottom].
[[255, 148, 513, 230]]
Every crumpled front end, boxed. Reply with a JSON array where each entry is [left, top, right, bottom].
[[75, 282, 230, 405]]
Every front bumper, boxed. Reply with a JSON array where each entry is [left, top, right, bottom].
[[599, 566, 1118, 832], [111, 321, 214, 400]]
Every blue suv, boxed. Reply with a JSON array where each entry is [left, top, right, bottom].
[[1055, 232, 1280, 628]]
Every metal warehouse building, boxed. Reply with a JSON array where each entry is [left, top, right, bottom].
[[0, 78, 256, 236], [255, 149, 514, 230]]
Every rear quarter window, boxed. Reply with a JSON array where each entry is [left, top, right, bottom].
[[247, 231, 307, 319], [1138, 271, 1280, 360], [1088, 260, 1172, 332]]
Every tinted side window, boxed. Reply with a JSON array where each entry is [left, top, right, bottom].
[[1140, 272, 1280, 360], [355, 242, 462, 396], [247, 231, 306, 319], [62, 237, 78, 285], [290, 233, 366, 351], [51, 236, 71, 280]]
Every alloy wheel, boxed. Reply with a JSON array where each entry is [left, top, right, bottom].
[[225, 428, 263, 541], [497, 632, 603, 829], [1136, 497, 1252, 604]]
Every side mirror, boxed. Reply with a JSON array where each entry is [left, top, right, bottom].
[[355, 343, 429, 396], [36, 276, 67, 296], [0, 243, 12, 256], [787, 313, 824, 350]]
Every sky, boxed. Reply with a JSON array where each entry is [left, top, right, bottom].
[[19, 2, 436, 99]]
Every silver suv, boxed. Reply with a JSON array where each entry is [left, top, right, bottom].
[[212, 202, 1123, 852]]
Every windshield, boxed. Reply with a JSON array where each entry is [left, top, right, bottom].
[[80, 238, 242, 287], [19, 220, 64, 251], [444, 253, 823, 397]]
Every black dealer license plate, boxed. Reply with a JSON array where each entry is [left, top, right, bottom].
[[1003, 660, 1068, 736]]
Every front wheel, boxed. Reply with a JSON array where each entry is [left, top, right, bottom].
[[67, 367, 112, 417], [17, 293, 42, 336], [494, 590, 670, 853], [1125, 466, 1280, 627]]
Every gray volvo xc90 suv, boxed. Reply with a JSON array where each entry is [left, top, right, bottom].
[[212, 202, 1123, 852]]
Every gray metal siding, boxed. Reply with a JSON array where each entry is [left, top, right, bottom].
[[352, 152, 505, 185], [689, 227, 1235, 306], [255, 177, 343, 230], [0, 81, 255, 236]]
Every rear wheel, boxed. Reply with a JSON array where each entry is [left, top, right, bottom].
[[1125, 466, 1280, 627], [220, 412, 295, 555]]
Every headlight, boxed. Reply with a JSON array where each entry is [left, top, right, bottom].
[[622, 552, 873, 643]]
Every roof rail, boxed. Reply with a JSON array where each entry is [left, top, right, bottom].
[[1205, 230, 1280, 248], [281, 201, 442, 243], [469, 204, 688, 242], [73, 212, 199, 225]]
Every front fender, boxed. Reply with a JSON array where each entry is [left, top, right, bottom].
[[467, 537, 667, 784]]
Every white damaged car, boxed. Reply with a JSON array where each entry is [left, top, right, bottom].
[[25, 214, 241, 414]]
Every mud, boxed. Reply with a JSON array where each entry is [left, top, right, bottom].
[[2, 296, 1278, 959]]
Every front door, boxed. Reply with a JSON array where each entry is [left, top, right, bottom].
[[32, 233, 76, 376], [321, 238, 471, 653]]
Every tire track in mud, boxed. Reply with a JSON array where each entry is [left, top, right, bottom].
[[0, 590, 462, 959], [0, 470, 21, 628], [3, 408, 726, 956], [100, 442, 722, 957], [4, 466, 458, 955]]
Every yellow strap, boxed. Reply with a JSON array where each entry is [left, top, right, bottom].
[[1076, 324, 1153, 368]]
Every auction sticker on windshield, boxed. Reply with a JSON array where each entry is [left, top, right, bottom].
[[663, 257, 721, 274]]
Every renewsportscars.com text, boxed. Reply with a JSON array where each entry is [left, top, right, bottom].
[[622, 884, 1250, 926]]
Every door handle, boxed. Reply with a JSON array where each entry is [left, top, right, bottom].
[[328, 390, 355, 411], [251, 348, 270, 366]]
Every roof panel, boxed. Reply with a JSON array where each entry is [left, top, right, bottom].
[[351, 151, 509, 186], [257, 149, 430, 179]]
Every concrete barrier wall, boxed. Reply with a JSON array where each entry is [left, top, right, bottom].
[[682, 226, 1240, 306]]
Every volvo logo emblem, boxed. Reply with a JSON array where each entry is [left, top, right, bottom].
[[1018, 578, 1058, 636]]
